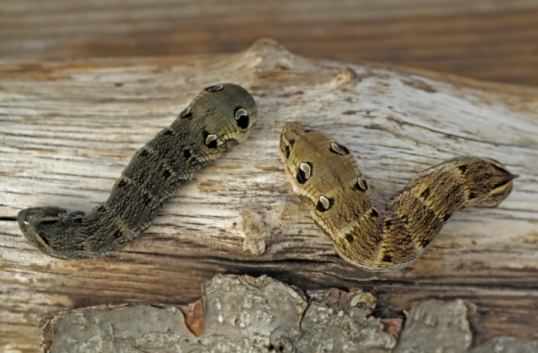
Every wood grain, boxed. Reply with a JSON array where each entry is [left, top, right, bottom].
[[1, 1, 538, 86], [1, 40, 537, 352]]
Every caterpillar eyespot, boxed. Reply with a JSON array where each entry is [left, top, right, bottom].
[[316, 196, 333, 212], [354, 178, 368, 192], [205, 133, 219, 149], [234, 107, 250, 129], [329, 141, 350, 155], [297, 162, 312, 184]]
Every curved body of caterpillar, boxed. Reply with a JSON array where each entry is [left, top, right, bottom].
[[18, 84, 257, 259], [279, 122, 516, 271]]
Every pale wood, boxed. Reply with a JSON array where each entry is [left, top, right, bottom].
[[1, 0, 538, 86], [1, 39, 537, 352]]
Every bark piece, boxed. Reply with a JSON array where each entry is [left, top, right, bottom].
[[470, 336, 538, 353], [297, 289, 397, 352], [43, 275, 397, 353], [40, 275, 538, 353], [394, 300, 473, 353], [43, 304, 193, 353]]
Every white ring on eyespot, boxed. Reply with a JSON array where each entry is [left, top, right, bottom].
[[355, 177, 368, 191], [318, 195, 331, 210], [330, 141, 350, 155], [205, 134, 218, 146], [234, 108, 249, 120], [299, 162, 312, 179]]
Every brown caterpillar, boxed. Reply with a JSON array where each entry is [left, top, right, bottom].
[[279, 122, 516, 271]]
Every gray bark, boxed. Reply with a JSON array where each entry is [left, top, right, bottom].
[[42, 275, 537, 353]]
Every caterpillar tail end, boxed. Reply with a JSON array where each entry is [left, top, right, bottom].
[[17, 207, 70, 258]]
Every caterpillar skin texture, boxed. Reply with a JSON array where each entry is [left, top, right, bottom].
[[18, 83, 257, 259], [279, 122, 516, 271]]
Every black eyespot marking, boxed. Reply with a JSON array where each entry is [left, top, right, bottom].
[[468, 192, 478, 200], [140, 149, 149, 157], [458, 165, 468, 174], [143, 194, 152, 205], [420, 238, 432, 247], [354, 178, 368, 192], [492, 180, 511, 189], [234, 107, 250, 129], [183, 148, 192, 160], [118, 179, 127, 188], [205, 84, 224, 92], [38, 234, 50, 246], [203, 131, 219, 149], [40, 219, 58, 226], [163, 169, 172, 179], [113, 230, 122, 238], [284, 145, 291, 159], [283, 139, 294, 159], [329, 142, 350, 155], [382, 254, 392, 262], [370, 208, 379, 218], [316, 195, 334, 212], [180, 107, 193, 120], [345, 233, 354, 243], [420, 188, 430, 199], [296, 162, 312, 184], [163, 128, 174, 136], [206, 136, 218, 149]]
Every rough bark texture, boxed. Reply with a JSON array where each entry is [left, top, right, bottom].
[[41, 275, 537, 353], [394, 299, 472, 353], [1, 39, 537, 353], [43, 275, 398, 353]]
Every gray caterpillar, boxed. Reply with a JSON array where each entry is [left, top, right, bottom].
[[18, 83, 257, 259]]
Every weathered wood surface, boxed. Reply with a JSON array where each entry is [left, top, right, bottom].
[[1, 39, 537, 352], [2, 0, 538, 86]]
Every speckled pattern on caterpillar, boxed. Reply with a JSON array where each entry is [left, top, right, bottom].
[[18, 84, 257, 259], [279, 122, 516, 271]]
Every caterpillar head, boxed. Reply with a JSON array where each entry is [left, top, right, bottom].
[[187, 83, 257, 159], [461, 158, 517, 208], [279, 122, 323, 197], [279, 122, 359, 206]]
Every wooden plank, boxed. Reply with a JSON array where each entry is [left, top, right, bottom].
[[1, 1, 538, 85], [0, 39, 537, 352]]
